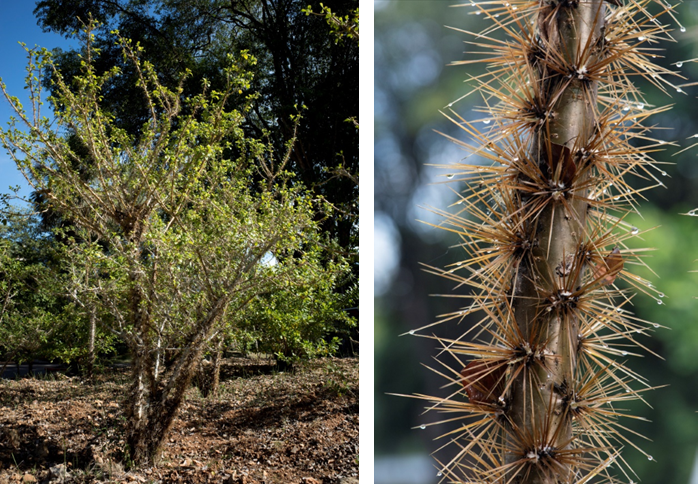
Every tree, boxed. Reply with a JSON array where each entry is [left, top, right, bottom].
[[0, 23, 331, 465], [33, 2, 360, 362], [303, 2, 359, 46], [0, 205, 103, 376], [60, 236, 120, 379], [0, 207, 59, 374]]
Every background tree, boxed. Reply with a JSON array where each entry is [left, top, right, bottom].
[[0, 24, 339, 465], [0, 206, 61, 374], [0, 205, 114, 376], [240, 252, 355, 361], [60, 236, 121, 379], [195, 246, 354, 398]]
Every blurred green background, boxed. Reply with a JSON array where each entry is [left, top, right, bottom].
[[374, 1, 698, 483]]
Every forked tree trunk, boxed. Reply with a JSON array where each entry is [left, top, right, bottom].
[[125, 341, 205, 465], [123, 281, 230, 465]]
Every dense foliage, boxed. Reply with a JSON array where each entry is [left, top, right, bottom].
[[0, 206, 116, 372], [235, 255, 356, 362]]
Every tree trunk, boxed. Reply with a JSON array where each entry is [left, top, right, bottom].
[[198, 336, 224, 398], [506, 1, 604, 482], [154, 334, 162, 380], [210, 340, 223, 396], [124, 291, 231, 465], [87, 308, 96, 380], [125, 342, 204, 465]]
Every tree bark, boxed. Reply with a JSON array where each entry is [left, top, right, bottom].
[[197, 336, 224, 398], [210, 340, 223, 396], [506, 1, 604, 482], [125, 340, 205, 465], [87, 307, 96, 380]]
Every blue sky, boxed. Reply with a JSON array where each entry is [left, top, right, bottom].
[[0, 3, 76, 205]]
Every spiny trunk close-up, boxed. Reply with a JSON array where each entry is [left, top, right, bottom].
[[507, 1, 602, 481], [410, 0, 690, 482]]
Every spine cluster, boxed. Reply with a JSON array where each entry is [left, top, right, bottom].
[[413, 0, 686, 482]]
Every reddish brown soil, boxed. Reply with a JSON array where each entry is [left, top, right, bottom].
[[0, 357, 358, 484]]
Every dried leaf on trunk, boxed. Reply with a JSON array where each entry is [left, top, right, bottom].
[[460, 360, 506, 404], [593, 247, 624, 285]]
